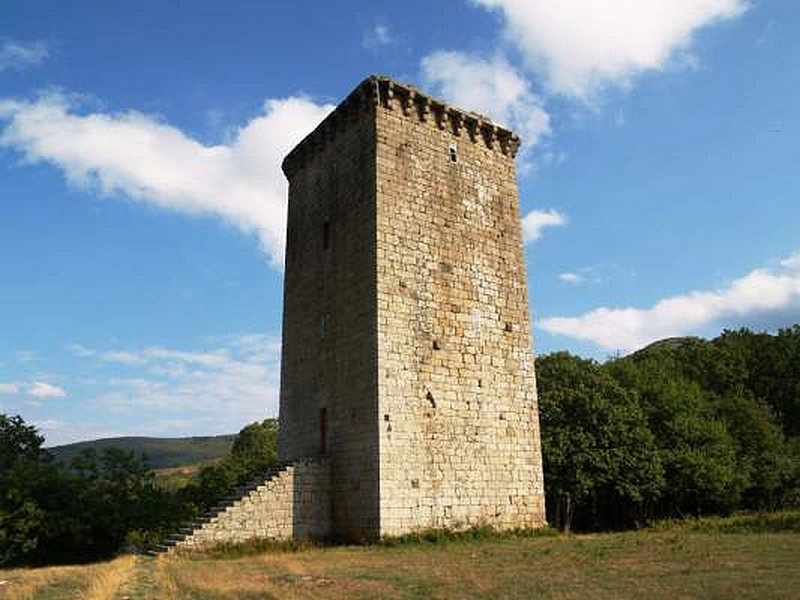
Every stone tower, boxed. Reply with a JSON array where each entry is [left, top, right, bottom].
[[279, 75, 545, 540]]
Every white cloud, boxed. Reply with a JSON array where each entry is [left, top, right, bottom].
[[780, 253, 800, 269], [37, 419, 125, 448], [0, 39, 48, 72], [63, 334, 281, 441], [363, 24, 395, 49], [15, 350, 37, 362], [0, 92, 333, 269], [28, 381, 67, 399], [521, 209, 567, 243], [559, 271, 583, 284], [0, 383, 19, 395], [101, 350, 147, 366], [421, 51, 551, 152], [68, 343, 224, 367], [64, 343, 95, 358], [540, 255, 800, 352], [471, 0, 748, 100]]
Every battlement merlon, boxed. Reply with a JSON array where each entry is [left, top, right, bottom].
[[281, 75, 522, 179]]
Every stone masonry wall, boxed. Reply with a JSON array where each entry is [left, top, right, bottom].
[[280, 95, 380, 540], [373, 80, 546, 535], [280, 76, 546, 540], [174, 460, 331, 550]]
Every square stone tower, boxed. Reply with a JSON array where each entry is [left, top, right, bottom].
[[279, 75, 545, 540]]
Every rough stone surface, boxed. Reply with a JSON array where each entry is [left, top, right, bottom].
[[173, 460, 331, 549], [279, 75, 546, 540]]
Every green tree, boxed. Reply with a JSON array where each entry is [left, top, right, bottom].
[[0, 414, 46, 472], [609, 357, 743, 517], [186, 419, 279, 511], [714, 392, 796, 510], [537, 353, 664, 531], [231, 418, 278, 472], [0, 414, 53, 564]]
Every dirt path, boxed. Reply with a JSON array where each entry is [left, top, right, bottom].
[[115, 556, 156, 600]]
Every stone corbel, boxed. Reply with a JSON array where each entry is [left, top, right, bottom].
[[464, 117, 479, 142], [398, 89, 413, 116], [365, 78, 381, 107], [497, 130, 512, 155], [448, 110, 463, 137], [383, 80, 395, 110], [432, 103, 448, 130], [414, 94, 431, 122], [481, 123, 496, 149]]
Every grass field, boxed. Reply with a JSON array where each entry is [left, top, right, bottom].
[[0, 556, 135, 600], [2, 513, 799, 599]]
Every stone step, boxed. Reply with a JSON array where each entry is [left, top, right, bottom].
[[158, 461, 297, 551]]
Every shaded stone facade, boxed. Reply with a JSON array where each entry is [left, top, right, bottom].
[[280, 75, 545, 540]]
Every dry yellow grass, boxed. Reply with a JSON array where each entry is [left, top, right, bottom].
[[0, 556, 134, 600], [0, 563, 88, 599], [82, 555, 136, 600], [4, 517, 800, 600], [151, 530, 800, 600]]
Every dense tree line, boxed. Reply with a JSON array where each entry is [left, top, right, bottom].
[[0, 416, 278, 565], [539, 327, 800, 531], [1, 326, 798, 563]]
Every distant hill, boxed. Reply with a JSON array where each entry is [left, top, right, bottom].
[[47, 434, 236, 469], [630, 336, 700, 358]]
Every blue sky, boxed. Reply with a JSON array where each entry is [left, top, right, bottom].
[[1, 0, 798, 445]]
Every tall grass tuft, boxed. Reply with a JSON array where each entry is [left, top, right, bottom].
[[649, 510, 800, 534]]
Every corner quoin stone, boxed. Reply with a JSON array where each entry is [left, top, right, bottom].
[[279, 75, 546, 540]]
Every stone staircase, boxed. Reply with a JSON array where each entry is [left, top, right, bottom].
[[147, 462, 293, 555]]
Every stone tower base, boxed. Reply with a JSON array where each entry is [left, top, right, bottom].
[[165, 459, 331, 551]]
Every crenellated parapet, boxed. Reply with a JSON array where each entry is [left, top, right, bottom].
[[282, 75, 521, 178]]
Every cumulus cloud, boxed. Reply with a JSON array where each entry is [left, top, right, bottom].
[[421, 51, 551, 152], [521, 209, 567, 243], [64, 334, 281, 440], [363, 24, 395, 49], [780, 253, 800, 269], [0, 39, 48, 72], [559, 271, 583, 284], [0, 92, 333, 269], [0, 383, 19, 395], [28, 381, 67, 399], [540, 255, 800, 352], [471, 0, 748, 100]]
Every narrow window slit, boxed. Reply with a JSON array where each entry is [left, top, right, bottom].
[[426, 391, 436, 408], [321, 313, 330, 338], [319, 407, 328, 455]]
